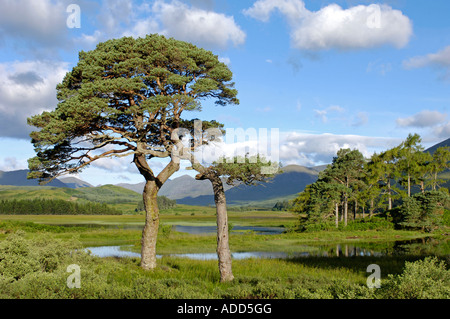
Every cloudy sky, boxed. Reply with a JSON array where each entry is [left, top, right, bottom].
[[1, 0, 450, 185]]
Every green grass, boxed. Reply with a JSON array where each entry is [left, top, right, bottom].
[[0, 210, 448, 299], [0, 213, 438, 256], [0, 231, 448, 299]]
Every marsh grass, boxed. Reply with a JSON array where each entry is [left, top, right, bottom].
[[1, 230, 448, 299], [0, 212, 449, 299]]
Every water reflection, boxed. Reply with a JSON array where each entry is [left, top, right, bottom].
[[84, 246, 306, 260], [85, 237, 448, 260], [173, 225, 285, 235], [55, 223, 285, 235]]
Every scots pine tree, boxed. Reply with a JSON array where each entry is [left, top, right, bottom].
[[27, 35, 238, 270]]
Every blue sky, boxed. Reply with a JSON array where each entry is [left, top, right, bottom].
[[1, 0, 450, 186]]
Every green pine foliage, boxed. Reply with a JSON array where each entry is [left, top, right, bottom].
[[399, 191, 449, 232], [292, 133, 450, 232]]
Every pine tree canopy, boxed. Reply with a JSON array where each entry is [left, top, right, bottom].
[[27, 34, 238, 182]]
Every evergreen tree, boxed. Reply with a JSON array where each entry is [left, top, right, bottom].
[[325, 149, 366, 226], [399, 190, 449, 232], [27, 35, 238, 270], [427, 146, 450, 191], [397, 133, 425, 197]]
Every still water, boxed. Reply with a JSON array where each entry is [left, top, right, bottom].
[[84, 246, 296, 260], [85, 237, 448, 260], [56, 222, 448, 260], [57, 223, 285, 235]]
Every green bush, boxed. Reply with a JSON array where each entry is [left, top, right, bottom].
[[339, 217, 394, 231], [300, 216, 394, 232], [398, 191, 449, 232], [378, 257, 450, 299], [443, 209, 450, 227]]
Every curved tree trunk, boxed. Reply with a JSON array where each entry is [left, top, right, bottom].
[[134, 154, 179, 270], [193, 162, 234, 282], [210, 173, 234, 282], [141, 179, 160, 270]]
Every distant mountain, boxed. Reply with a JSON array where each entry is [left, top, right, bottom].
[[117, 174, 234, 199], [177, 164, 321, 207], [116, 182, 145, 194], [0, 170, 67, 188], [58, 176, 93, 188], [424, 137, 450, 155]]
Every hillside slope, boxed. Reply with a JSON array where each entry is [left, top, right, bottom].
[[424, 137, 450, 155], [118, 174, 234, 199], [0, 170, 67, 187], [177, 164, 320, 207]]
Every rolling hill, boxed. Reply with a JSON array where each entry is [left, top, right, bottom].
[[0, 184, 141, 204], [117, 175, 234, 199], [177, 164, 322, 207], [424, 137, 450, 155], [57, 176, 93, 188]]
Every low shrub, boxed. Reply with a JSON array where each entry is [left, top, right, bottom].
[[377, 256, 450, 299], [339, 217, 394, 231], [300, 216, 394, 232]]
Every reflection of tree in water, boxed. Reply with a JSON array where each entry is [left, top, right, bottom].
[[391, 237, 449, 256], [319, 237, 449, 257], [326, 244, 385, 257]]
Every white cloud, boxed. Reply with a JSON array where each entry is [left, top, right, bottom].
[[0, 60, 69, 139], [404, 46, 450, 69], [244, 0, 413, 51], [396, 110, 448, 128], [0, 0, 71, 57], [0, 157, 28, 171], [279, 132, 401, 166], [434, 122, 450, 139], [97, 0, 134, 34], [403, 45, 450, 80], [91, 156, 140, 174], [152, 0, 246, 49], [78, 0, 246, 51], [243, 0, 307, 23]]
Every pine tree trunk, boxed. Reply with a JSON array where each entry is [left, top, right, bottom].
[[210, 173, 234, 282], [388, 180, 392, 210], [408, 173, 411, 197], [134, 154, 179, 271], [141, 180, 159, 270], [344, 195, 348, 226], [335, 202, 339, 228], [370, 199, 374, 218]]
